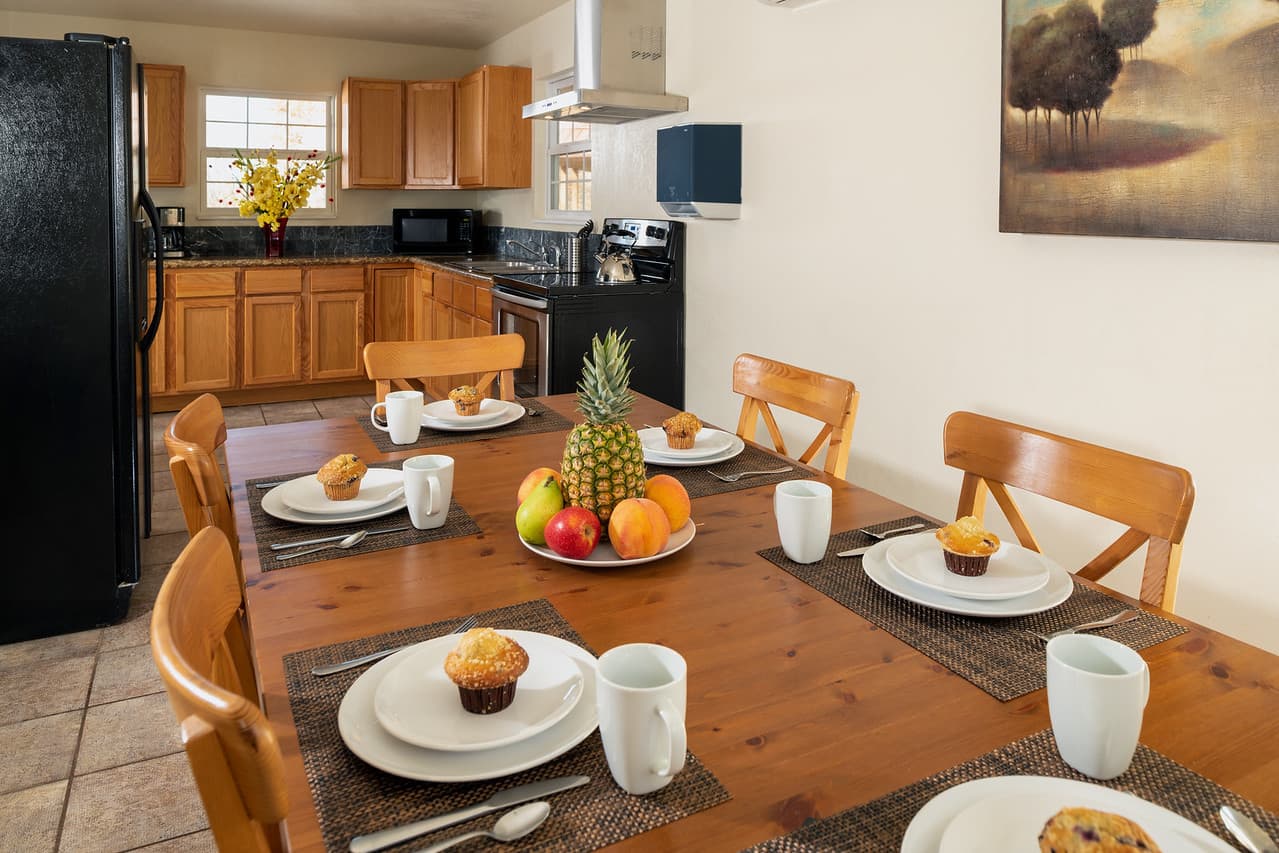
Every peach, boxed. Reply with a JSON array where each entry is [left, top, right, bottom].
[[644, 474, 691, 532], [607, 498, 671, 559], [517, 467, 563, 506]]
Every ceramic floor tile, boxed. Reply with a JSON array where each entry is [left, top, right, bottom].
[[313, 395, 372, 419], [0, 628, 100, 671], [141, 532, 187, 568], [222, 404, 266, 429], [77, 693, 180, 775], [149, 505, 188, 536], [0, 779, 66, 853], [99, 610, 152, 653], [0, 711, 81, 794], [129, 829, 215, 852], [360, 395, 380, 408], [60, 753, 205, 853], [0, 656, 94, 725], [89, 645, 163, 707], [261, 400, 320, 424]]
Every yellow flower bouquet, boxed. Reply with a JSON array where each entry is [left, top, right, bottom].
[[226, 148, 340, 257]]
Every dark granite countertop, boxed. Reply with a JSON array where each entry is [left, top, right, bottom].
[[164, 254, 458, 268]]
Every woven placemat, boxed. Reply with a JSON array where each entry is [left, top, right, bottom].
[[283, 598, 731, 852], [758, 517, 1187, 701], [743, 728, 1279, 851], [359, 398, 573, 453], [245, 464, 480, 572], [647, 444, 817, 498]]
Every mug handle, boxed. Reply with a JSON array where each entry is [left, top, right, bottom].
[[425, 474, 443, 517], [1140, 663, 1151, 708], [653, 698, 687, 778], [370, 402, 389, 433]]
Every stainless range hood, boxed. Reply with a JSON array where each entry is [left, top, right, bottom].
[[522, 0, 688, 125]]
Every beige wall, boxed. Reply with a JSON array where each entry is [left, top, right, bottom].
[[485, 0, 1279, 653], [0, 11, 481, 224]]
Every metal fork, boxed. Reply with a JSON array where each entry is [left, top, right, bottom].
[[1024, 610, 1140, 643], [310, 614, 479, 677], [707, 465, 793, 483]]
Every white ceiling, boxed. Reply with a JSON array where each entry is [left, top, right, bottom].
[[5, 0, 567, 48]]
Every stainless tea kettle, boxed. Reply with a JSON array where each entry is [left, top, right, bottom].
[[595, 229, 637, 283]]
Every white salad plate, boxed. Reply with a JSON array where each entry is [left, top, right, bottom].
[[902, 776, 1233, 853], [885, 533, 1053, 601], [422, 398, 509, 425], [273, 469, 405, 516], [372, 633, 584, 752], [638, 426, 735, 460], [643, 436, 745, 468], [862, 539, 1072, 618], [421, 400, 525, 432], [261, 483, 406, 526], [338, 631, 599, 782], [519, 520, 696, 567]]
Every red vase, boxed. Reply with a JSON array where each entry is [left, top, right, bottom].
[[262, 217, 288, 257]]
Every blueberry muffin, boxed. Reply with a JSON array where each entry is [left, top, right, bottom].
[[1038, 807, 1161, 852], [448, 385, 482, 416], [662, 412, 702, 450], [935, 515, 1001, 576], [315, 453, 367, 501], [443, 628, 530, 714]]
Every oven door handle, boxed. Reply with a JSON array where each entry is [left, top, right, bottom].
[[493, 289, 549, 311]]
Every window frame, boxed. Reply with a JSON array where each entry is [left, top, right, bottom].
[[542, 70, 592, 222], [198, 86, 339, 221]]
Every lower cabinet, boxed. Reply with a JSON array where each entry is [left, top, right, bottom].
[[148, 296, 166, 394], [172, 296, 237, 392], [310, 289, 366, 381], [373, 268, 414, 342], [243, 294, 303, 387]]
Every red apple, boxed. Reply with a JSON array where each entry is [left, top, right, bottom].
[[543, 506, 602, 559]]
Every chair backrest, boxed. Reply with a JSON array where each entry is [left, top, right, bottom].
[[151, 527, 286, 853], [363, 334, 526, 402], [164, 393, 240, 582], [732, 353, 860, 479], [942, 411, 1195, 610]]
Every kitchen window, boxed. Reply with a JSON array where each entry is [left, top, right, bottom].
[[199, 88, 337, 219], [546, 72, 592, 216]]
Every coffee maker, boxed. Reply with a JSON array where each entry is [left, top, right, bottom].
[[157, 206, 185, 258]]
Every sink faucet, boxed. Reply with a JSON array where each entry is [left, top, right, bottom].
[[506, 239, 559, 267]]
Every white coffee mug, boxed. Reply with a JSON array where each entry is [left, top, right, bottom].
[[596, 643, 687, 795], [1047, 633, 1150, 780], [774, 480, 833, 564], [402, 455, 453, 530], [371, 391, 424, 445]]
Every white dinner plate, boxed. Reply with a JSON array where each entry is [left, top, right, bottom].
[[519, 520, 696, 567], [372, 633, 584, 752], [338, 630, 599, 782], [260, 484, 406, 526], [274, 468, 405, 516], [421, 400, 526, 432], [862, 539, 1073, 618], [643, 436, 745, 468], [638, 426, 735, 460], [902, 776, 1234, 853], [422, 398, 509, 425], [885, 533, 1053, 601]]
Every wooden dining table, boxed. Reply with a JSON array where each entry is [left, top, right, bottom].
[[225, 393, 1279, 852]]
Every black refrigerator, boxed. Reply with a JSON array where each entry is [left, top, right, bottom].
[[0, 34, 164, 643]]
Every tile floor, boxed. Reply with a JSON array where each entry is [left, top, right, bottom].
[[0, 396, 374, 853]]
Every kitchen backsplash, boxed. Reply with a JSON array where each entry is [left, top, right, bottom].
[[183, 224, 601, 259]]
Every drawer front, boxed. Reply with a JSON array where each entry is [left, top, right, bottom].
[[452, 279, 475, 316], [244, 267, 302, 294], [172, 269, 236, 297], [475, 285, 492, 322], [309, 266, 366, 292]]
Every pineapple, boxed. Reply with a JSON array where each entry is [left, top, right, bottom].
[[561, 329, 646, 524]]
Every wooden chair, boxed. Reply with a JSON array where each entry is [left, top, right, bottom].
[[363, 334, 525, 403], [732, 353, 860, 479], [150, 527, 286, 853], [164, 393, 240, 583], [942, 411, 1195, 610]]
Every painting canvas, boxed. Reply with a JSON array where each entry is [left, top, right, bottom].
[[1001, 0, 1279, 242]]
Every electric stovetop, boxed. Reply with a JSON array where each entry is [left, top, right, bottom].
[[492, 270, 680, 299]]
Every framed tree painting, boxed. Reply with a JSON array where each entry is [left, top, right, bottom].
[[1000, 0, 1279, 242]]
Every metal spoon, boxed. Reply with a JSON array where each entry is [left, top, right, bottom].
[[415, 802, 551, 852], [275, 530, 367, 561], [1221, 805, 1279, 853]]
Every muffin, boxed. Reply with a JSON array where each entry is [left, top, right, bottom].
[[1038, 807, 1161, 852], [935, 515, 1000, 576], [315, 453, 368, 501], [662, 412, 702, 450], [443, 628, 530, 714], [448, 385, 482, 416]]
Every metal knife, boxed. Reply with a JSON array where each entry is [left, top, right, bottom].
[[836, 545, 875, 558], [348, 775, 590, 853], [1221, 805, 1279, 853]]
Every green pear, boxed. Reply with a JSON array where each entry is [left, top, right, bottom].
[[515, 475, 564, 545]]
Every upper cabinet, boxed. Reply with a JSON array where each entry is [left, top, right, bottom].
[[340, 66, 531, 191], [142, 64, 185, 187]]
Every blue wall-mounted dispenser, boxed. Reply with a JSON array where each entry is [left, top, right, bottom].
[[656, 123, 741, 219]]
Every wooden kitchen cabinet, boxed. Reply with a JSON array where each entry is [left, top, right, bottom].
[[142, 64, 184, 187], [342, 78, 405, 188], [310, 290, 366, 381], [372, 268, 414, 341], [243, 294, 303, 387], [405, 81, 455, 187], [455, 65, 532, 189], [171, 297, 237, 392], [148, 296, 166, 394]]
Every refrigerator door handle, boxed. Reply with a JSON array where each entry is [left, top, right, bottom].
[[138, 188, 164, 349]]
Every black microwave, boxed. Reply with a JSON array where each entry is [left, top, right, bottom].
[[392, 208, 480, 254]]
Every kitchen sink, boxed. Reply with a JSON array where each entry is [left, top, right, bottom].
[[447, 260, 560, 274]]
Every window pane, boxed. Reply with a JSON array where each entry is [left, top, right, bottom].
[[205, 95, 246, 123], [248, 97, 288, 123], [206, 121, 247, 148], [565, 181, 580, 211], [557, 122, 574, 145], [306, 183, 327, 209], [572, 123, 591, 142], [582, 182, 591, 210], [205, 156, 241, 183], [289, 99, 327, 125], [248, 123, 288, 149], [288, 125, 327, 150], [206, 181, 241, 209], [580, 151, 592, 177]]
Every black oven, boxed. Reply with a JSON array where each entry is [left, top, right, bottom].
[[392, 208, 479, 254]]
